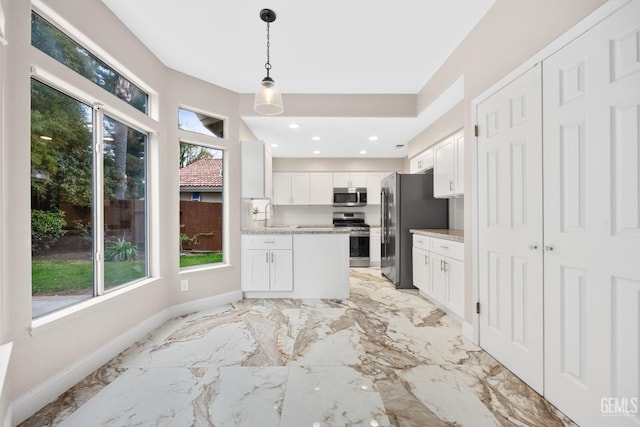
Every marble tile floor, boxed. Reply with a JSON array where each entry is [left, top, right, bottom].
[[21, 268, 574, 427]]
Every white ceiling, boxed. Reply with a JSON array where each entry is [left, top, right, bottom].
[[101, 0, 495, 157]]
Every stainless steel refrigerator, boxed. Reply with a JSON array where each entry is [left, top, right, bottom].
[[381, 172, 449, 289]]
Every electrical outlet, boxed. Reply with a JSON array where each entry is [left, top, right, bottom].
[[180, 279, 189, 292]]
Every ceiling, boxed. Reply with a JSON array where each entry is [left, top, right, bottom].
[[101, 0, 495, 158]]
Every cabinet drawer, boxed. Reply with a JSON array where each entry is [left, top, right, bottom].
[[412, 234, 430, 250], [243, 234, 292, 250], [430, 237, 464, 261]]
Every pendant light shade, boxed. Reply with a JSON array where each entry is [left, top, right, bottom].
[[254, 9, 284, 115], [254, 76, 284, 115]]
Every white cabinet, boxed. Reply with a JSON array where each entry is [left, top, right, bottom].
[[409, 148, 434, 174], [241, 140, 273, 199], [412, 234, 464, 319], [241, 235, 293, 291], [365, 172, 389, 205], [412, 235, 431, 292], [433, 130, 464, 198], [308, 173, 333, 204], [272, 172, 310, 205], [333, 172, 367, 188], [370, 227, 381, 266]]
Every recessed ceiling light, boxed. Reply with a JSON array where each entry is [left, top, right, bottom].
[[271, 144, 279, 148], [313, 150, 320, 154], [39, 135, 53, 141], [289, 123, 300, 129], [369, 136, 379, 141], [311, 136, 321, 141], [360, 150, 367, 154]]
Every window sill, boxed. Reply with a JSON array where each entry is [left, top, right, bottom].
[[179, 262, 231, 275], [30, 277, 160, 336]]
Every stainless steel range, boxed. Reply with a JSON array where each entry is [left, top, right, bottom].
[[332, 212, 370, 267]]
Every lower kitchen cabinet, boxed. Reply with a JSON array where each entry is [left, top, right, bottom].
[[412, 234, 464, 319], [370, 227, 381, 266], [411, 235, 431, 292], [241, 235, 293, 291]]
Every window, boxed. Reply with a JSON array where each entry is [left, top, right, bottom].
[[178, 108, 224, 138], [31, 11, 148, 114], [179, 142, 224, 268], [31, 80, 149, 318]]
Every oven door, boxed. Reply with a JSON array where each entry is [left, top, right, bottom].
[[349, 232, 370, 267]]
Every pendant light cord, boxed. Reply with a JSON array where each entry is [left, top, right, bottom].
[[265, 22, 271, 79]]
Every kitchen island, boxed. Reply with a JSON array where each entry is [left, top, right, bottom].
[[241, 226, 351, 299]]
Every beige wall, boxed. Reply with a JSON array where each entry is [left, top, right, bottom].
[[409, 0, 608, 323], [1, 0, 243, 422]]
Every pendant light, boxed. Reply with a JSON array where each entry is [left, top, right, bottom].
[[254, 8, 284, 115]]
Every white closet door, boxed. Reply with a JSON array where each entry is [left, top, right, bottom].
[[477, 64, 544, 392], [543, 2, 640, 425]]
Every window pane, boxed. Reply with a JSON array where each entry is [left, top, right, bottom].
[[31, 11, 149, 114], [103, 115, 147, 289], [31, 79, 94, 318], [178, 108, 224, 138], [179, 143, 224, 268]]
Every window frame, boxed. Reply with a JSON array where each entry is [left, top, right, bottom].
[[29, 5, 159, 319]]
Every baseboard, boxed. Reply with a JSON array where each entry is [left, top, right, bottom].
[[9, 290, 241, 426], [462, 321, 476, 344]]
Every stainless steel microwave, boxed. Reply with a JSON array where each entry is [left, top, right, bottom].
[[333, 187, 367, 207]]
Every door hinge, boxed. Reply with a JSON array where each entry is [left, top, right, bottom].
[[474, 125, 479, 137], [476, 302, 480, 314]]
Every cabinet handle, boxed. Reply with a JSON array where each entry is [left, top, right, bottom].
[[440, 260, 444, 271], [544, 245, 554, 252], [440, 245, 449, 250], [528, 244, 538, 251], [449, 181, 454, 191], [264, 240, 276, 244], [271, 252, 274, 262], [443, 260, 448, 273], [266, 253, 269, 263], [416, 239, 423, 244], [425, 255, 429, 266]]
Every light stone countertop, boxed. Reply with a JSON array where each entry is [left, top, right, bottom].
[[410, 229, 464, 243], [242, 225, 350, 235]]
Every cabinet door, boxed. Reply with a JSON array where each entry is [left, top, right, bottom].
[[453, 132, 464, 195], [272, 173, 292, 204], [412, 246, 429, 292], [433, 137, 455, 198], [333, 172, 350, 187], [446, 257, 464, 318], [430, 252, 447, 304], [309, 173, 333, 204], [350, 173, 367, 187], [241, 249, 270, 291], [270, 250, 293, 291], [370, 233, 381, 265], [366, 172, 386, 205], [290, 173, 310, 204]]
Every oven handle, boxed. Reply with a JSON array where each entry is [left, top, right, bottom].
[[350, 231, 370, 237]]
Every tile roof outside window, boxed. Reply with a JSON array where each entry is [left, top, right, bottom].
[[179, 158, 223, 188]]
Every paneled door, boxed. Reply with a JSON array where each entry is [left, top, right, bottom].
[[476, 64, 544, 392], [542, 2, 640, 425]]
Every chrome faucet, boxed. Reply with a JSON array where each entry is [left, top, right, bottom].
[[263, 202, 273, 227]]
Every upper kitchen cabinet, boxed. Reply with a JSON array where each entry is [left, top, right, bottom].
[[433, 130, 464, 198], [241, 141, 273, 199], [273, 172, 310, 205], [366, 172, 390, 205], [308, 173, 333, 204], [409, 147, 434, 174], [333, 172, 367, 188]]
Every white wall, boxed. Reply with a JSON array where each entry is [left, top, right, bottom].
[[1, 0, 243, 423]]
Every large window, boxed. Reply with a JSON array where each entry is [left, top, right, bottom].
[[30, 11, 150, 319], [179, 142, 224, 268]]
